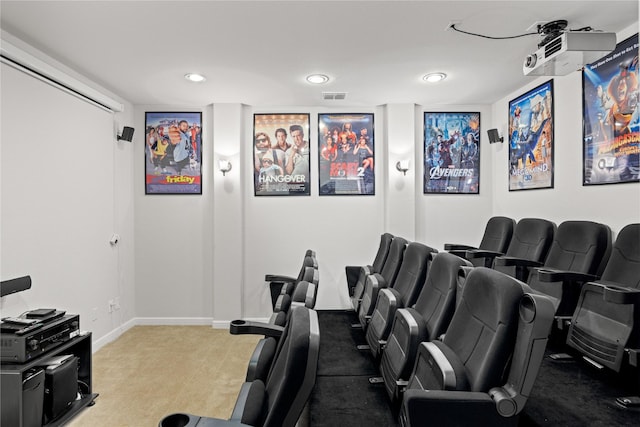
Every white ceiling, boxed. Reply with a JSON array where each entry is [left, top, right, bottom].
[[1, 1, 637, 107]]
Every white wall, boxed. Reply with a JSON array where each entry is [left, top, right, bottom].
[[133, 105, 214, 322], [0, 60, 135, 350], [489, 23, 640, 237], [415, 104, 495, 250]]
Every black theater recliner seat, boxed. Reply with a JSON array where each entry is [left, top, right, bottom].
[[445, 216, 516, 267], [364, 242, 437, 359], [347, 233, 394, 308], [160, 306, 320, 427], [566, 224, 640, 391], [399, 267, 555, 426], [468, 217, 556, 281], [265, 250, 317, 309], [511, 220, 612, 321], [380, 252, 473, 402], [270, 266, 319, 326], [356, 236, 408, 323]]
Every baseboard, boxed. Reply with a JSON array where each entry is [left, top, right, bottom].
[[134, 317, 214, 326], [91, 317, 136, 352], [90, 317, 214, 353]]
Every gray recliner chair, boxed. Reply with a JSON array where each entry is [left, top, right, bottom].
[[398, 267, 554, 426], [363, 242, 437, 359], [517, 220, 612, 321], [566, 223, 640, 406], [160, 306, 320, 427], [356, 236, 408, 327], [265, 251, 317, 309], [379, 252, 473, 402], [347, 233, 394, 307], [468, 217, 556, 281], [445, 216, 515, 267]]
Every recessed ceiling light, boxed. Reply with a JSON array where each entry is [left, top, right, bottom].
[[422, 72, 447, 83], [306, 74, 330, 84], [185, 73, 206, 83]]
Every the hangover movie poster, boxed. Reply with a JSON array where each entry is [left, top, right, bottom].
[[508, 80, 554, 191], [424, 112, 480, 194], [583, 33, 639, 185], [318, 113, 375, 195], [145, 112, 202, 194], [253, 113, 311, 196]]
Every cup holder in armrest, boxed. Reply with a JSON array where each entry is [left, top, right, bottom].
[[159, 413, 250, 427], [159, 413, 196, 427]]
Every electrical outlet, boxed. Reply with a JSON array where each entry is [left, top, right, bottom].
[[108, 299, 114, 313], [92, 307, 98, 322]]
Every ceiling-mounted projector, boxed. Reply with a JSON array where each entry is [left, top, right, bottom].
[[523, 20, 616, 76]]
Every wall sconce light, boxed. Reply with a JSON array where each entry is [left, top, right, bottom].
[[487, 128, 504, 144], [396, 160, 410, 175], [219, 159, 232, 176], [117, 126, 135, 142]]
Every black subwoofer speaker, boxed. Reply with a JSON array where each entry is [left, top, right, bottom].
[[43, 355, 78, 423]]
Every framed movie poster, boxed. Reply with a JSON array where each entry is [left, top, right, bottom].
[[508, 80, 554, 191], [318, 113, 375, 195], [423, 112, 480, 194], [253, 114, 310, 196], [145, 112, 202, 194], [582, 33, 639, 186]]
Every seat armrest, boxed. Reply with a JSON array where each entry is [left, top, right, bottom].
[[444, 243, 476, 251], [602, 284, 640, 305], [465, 249, 504, 259], [229, 320, 283, 338], [535, 268, 598, 284], [159, 413, 250, 427], [401, 390, 510, 427], [264, 274, 296, 283], [494, 256, 543, 268]]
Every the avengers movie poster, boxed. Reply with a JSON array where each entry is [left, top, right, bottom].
[[424, 112, 480, 194], [145, 112, 202, 194], [253, 114, 311, 196], [508, 80, 554, 191], [318, 113, 375, 195], [583, 34, 639, 185]]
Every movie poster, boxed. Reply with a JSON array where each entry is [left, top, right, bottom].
[[423, 112, 480, 194], [253, 114, 310, 196], [508, 80, 554, 191], [145, 112, 202, 194], [318, 113, 375, 195], [583, 34, 639, 185]]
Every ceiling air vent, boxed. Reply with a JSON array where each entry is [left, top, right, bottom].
[[322, 92, 347, 100]]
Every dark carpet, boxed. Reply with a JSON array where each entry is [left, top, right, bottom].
[[311, 310, 398, 427], [311, 310, 640, 426], [520, 341, 640, 426]]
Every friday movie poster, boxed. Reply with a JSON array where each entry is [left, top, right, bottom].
[[582, 34, 639, 185], [423, 112, 480, 194], [508, 80, 554, 191], [145, 112, 202, 194], [253, 114, 311, 196], [318, 113, 375, 195]]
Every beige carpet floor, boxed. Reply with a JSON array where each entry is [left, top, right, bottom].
[[67, 325, 261, 427]]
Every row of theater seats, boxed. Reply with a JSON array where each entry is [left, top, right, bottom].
[[344, 230, 553, 425], [159, 251, 322, 427], [344, 218, 640, 425]]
